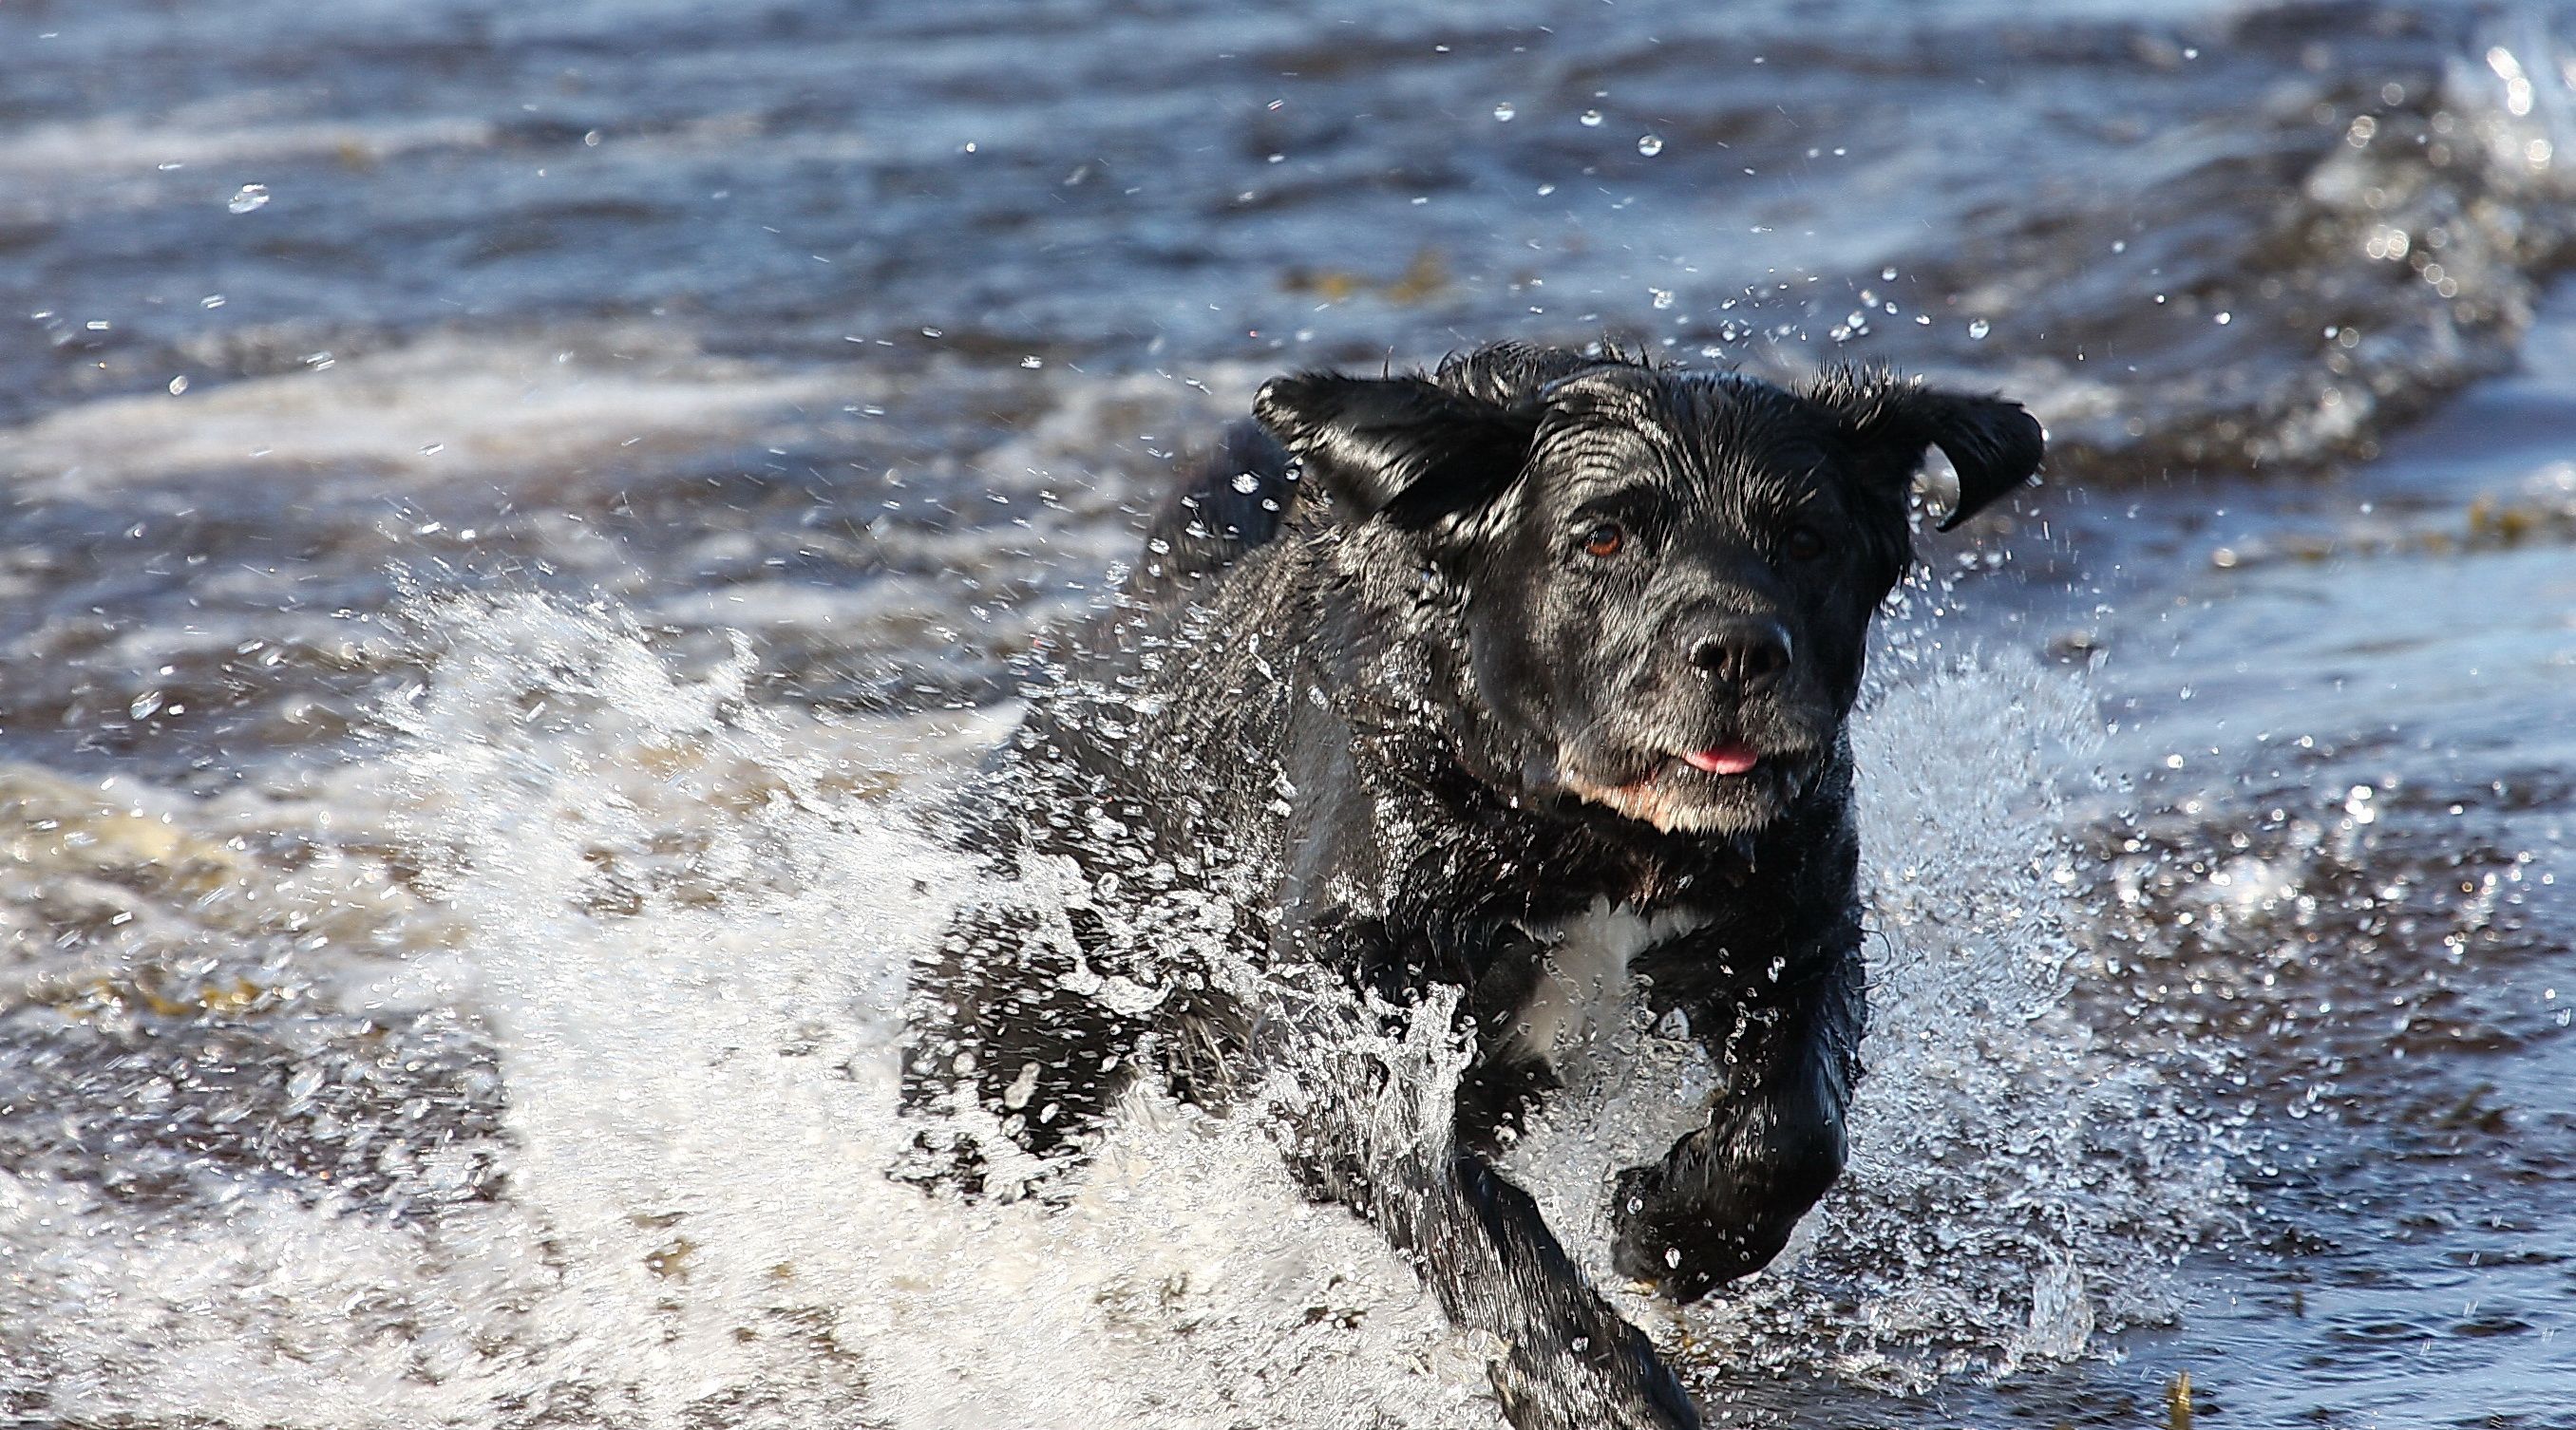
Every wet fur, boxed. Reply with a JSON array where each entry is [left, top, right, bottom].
[[900, 344, 2043, 1430]]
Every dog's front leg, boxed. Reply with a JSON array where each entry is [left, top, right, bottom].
[[1283, 1048, 1702, 1429], [1433, 1151, 1704, 1430], [1610, 941, 1866, 1302]]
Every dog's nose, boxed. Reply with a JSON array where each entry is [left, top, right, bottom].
[[1688, 619, 1792, 688]]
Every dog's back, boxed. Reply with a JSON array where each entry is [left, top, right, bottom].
[[1125, 419, 1299, 612]]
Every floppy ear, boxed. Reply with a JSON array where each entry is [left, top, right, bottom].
[[1253, 372, 1537, 525], [1804, 369, 2045, 531]]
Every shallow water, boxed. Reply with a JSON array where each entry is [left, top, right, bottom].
[[5, 3, 2575, 1427]]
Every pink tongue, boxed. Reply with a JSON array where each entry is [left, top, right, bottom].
[[1683, 743, 1760, 776]]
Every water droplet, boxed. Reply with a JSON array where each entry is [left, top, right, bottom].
[[227, 183, 270, 214], [1637, 134, 1664, 157], [2214, 311, 2232, 326], [1967, 318, 1991, 340], [129, 690, 163, 720], [1650, 288, 1676, 310], [1580, 109, 1603, 127], [1492, 103, 1516, 122], [1882, 267, 1899, 281], [1230, 473, 1261, 494], [1021, 355, 1043, 368], [166, 375, 188, 395]]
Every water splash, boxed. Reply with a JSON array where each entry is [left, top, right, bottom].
[[1779, 657, 2236, 1382], [0, 595, 2236, 1425]]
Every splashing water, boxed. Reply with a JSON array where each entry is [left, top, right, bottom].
[[1780, 657, 2235, 1377], [0, 594, 2232, 1427]]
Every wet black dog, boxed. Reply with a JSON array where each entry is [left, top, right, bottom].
[[900, 344, 2043, 1429]]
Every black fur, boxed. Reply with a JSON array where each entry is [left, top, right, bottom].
[[899, 344, 2044, 1429]]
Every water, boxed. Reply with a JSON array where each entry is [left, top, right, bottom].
[[5, 2, 2574, 1426]]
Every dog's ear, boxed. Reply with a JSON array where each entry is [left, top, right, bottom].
[[1805, 369, 2045, 531], [1254, 373, 1537, 524]]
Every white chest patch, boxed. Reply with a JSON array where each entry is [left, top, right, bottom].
[[1510, 897, 1711, 1066], [1495, 896, 1724, 1285]]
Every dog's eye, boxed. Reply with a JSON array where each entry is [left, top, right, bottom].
[[1581, 521, 1626, 558], [1783, 525, 1826, 562]]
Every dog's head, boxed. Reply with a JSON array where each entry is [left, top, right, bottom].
[[1255, 345, 2043, 837]]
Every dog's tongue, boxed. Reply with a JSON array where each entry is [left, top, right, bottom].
[[1683, 743, 1760, 776]]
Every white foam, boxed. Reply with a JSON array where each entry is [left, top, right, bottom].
[[378, 593, 1495, 1429], [0, 329, 843, 493], [0, 108, 496, 178]]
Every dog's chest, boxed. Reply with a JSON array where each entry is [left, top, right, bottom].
[[1493, 897, 1724, 1264], [1508, 897, 1709, 1064]]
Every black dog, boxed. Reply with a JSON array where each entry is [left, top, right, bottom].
[[900, 343, 2043, 1429]]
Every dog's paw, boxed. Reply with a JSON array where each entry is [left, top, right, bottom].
[[1607, 1162, 1771, 1304], [1485, 1321, 1702, 1430]]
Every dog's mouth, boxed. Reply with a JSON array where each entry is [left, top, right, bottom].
[[1676, 742, 1762, 777], [1649, 735, 1808, 785], [1557, 739, 1815, 835]]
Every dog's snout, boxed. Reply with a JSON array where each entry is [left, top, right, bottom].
[[1687, 619, 1792, 688]]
